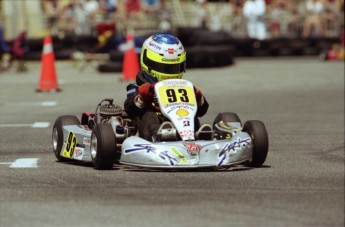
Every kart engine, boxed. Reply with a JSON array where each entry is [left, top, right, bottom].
[[96, 99, 123, 123], [94, 99, 137, 140]]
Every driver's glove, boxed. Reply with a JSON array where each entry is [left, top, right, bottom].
[[138, 82, 155, 105]]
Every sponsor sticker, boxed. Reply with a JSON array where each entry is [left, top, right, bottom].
[[63, 131, 77, 158], [73, 147, 84, 160], [170, 147, 189, 164], [184, 142, 201, 156], [176, 108, 189, 117], [166, 48, 175, 55], [183, 120, 190, 126]]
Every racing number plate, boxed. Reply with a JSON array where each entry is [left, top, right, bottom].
[[157, 82, 197, 107], [63, 131, 77, 158], [155, 79, 197, 141]]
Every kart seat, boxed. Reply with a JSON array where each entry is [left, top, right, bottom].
[[155, 121, 177, 141]]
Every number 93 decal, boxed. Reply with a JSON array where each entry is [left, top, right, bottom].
[[158, 86, 196, 106], [63, 131, 77, 158]]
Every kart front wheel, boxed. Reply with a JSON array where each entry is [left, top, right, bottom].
[[91, 123, 117, 170], [213, 112, 242, 139], [213, 112, 242, 126], [243, 120, 269, 167], [52, 115, 80, 162]]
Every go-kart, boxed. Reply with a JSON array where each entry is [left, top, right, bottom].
[[52, 79, 269, 170]]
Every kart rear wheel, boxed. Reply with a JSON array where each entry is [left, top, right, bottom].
[[52, 115, 80, 162], [243, 120, 269, 167], [91, 123, 117, 170]]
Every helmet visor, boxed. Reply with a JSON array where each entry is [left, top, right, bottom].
[[143, 50, 186, 74]]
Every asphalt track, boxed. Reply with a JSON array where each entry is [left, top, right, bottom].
[[0, 57, 344, 227]]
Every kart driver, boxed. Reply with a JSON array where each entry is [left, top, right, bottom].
[[124, 33, 209, 141]]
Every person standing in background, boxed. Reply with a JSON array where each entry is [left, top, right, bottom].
[[243, 0, 267, 40], [302, 0, 324, 38]]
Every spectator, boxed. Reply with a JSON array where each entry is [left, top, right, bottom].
[[0, 26, 9, 55], [268, 0, 290, 37], [82, 0, 100, 35], [230, 0, 244, 15], [141, 0, 163, 31], [99, 0, 117, 20], [59, 0, 91, 35], [322, 0, 342, 37], [228, 0, 245, 37], [11, 31, 29, 72], [302, 0, 324, 38], [125, 0, 141, 17], [58, 0, 79, 35], [84, 0, 99, 16], [141, 0, 161, 16], [157, 0, 173, 32], [84, 0, 100, 28], [243, 0, 267, 40], [286, 0, 305, 37], [42, 0, 63, 35], [0, 26, 10, 71], [124, 0, 142, 29], [195, 0, 209, 28]]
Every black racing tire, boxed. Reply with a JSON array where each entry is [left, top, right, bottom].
[[289, 39, 309, 55], [52, 115, 80, 162], [97, 62, 122, 73], [24, 51, 42, 61], [186, 46, 235, 68], [243, 120, 269, 167], [175, 26, 208, 47], [90, 123, 117, 170], [213, 112, 241, 140], [109, 50, 124, 62], [213, 112, 242, 127], [278, 47, 293, 56], [55, 49, 76, 60], [25, 38, 44, 52], [303, 47, 319, 56], [192, 30, 233, 46]]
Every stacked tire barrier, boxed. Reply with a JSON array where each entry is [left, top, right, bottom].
[[24, 35, 99, 61], [177, 27, 235, 68], [21, 28, 340, 73]]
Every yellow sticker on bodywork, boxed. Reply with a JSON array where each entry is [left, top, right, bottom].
[[63, 131, 77, 158], [171, 147, 189, 164], [158, 86, 196, 107]]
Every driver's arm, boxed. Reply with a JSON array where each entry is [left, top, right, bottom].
[[194, 86, 209, 117], [196, 96, 209, 117], [124, 84, 146, 117]]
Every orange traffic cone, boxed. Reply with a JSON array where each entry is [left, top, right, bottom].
[[36, 35, 60, 92], [122, 34, 140, 81]]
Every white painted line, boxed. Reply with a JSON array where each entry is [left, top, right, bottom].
[[0, 124, 32, 127], [10, 158, 38, 168], [41, 101, 57, 106], [31, 122, 50, 128], [0, 122, 50, 128], [0, 162, 13, 165], [9, 101, 57, 107]]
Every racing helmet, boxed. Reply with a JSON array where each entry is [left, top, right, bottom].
[[140, 33, 186, 82]]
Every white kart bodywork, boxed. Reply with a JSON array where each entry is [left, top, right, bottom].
[[119, 79, 253, 168], [54, 79, 267, 169]]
